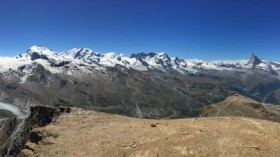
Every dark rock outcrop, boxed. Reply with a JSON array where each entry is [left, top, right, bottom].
[[30, 52, 49, 61], [0, 105, 64, 157], [50, 61, 71, 67]]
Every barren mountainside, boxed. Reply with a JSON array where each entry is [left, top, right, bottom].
[[0, 46, 280, 119]]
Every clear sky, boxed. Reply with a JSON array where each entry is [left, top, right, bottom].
[[0, 0, 280, 61]]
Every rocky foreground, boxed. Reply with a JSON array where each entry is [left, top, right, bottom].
[[21, 108, 280, 157]]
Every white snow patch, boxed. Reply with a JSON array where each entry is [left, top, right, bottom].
[[0, 102, 25, 117]]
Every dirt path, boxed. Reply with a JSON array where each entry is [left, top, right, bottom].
[[21, 108, 280, 157]]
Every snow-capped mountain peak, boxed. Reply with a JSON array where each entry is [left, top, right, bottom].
[[129, 52, 172, 71], [242, 52, 276, 73], [62, 48, 101, 64], [28, 45, 53, 54], [19, 45, 59, 61], [246, 52, 262, 67], [63, 48, 99, 58]]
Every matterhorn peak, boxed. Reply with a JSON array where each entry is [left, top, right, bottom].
[[247, 52, 262, 66]]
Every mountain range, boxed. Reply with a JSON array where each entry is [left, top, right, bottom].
[[7, 46, 280, 76], [1, 46, 280, 118]]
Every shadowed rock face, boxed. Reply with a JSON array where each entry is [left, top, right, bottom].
[[0, 106, 62, 157]]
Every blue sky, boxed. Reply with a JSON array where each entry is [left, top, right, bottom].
[[0, 0, 280, 61]]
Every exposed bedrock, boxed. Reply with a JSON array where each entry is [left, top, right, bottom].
[[0, 105, 69, 157]]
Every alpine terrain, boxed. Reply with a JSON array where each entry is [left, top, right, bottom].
[[0, 46, 280, 118], [1, 46, 280, 156]]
